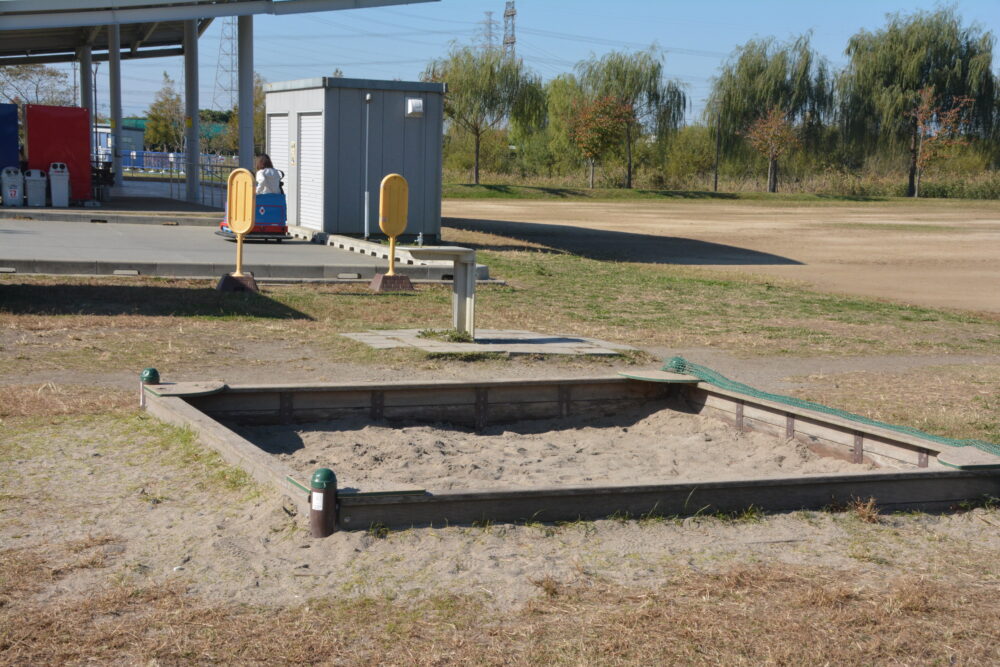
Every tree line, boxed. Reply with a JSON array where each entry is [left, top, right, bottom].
[[426, 8, 998, 198], [1, 8, 994, 197]]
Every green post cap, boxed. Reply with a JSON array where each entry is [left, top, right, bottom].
[[311, 468, 336, 490], [140, 368, 160, 384]]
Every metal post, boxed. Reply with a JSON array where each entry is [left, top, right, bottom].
[[713, 114, 721, 193], [237, 15, 254, 171], [183, 20, 201, 203], [139, 367, 160, 407], [79, 47, 94, 187], [78, 47, 93, 120], [310, 468, 337, 538], [364, 92, 372, 239], [108, 24, 122, 195]]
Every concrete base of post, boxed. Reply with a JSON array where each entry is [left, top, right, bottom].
[[216, 273, 259, 292], [368, 273, 414, 292]]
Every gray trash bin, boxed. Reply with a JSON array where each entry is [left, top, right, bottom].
[[2, 167, 23, 207], [49, 162, 69, 207], [25, 169, 47, 206]]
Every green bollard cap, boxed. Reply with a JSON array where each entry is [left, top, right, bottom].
[[140, 368, 160, 384], [311, 468, 336, 490]]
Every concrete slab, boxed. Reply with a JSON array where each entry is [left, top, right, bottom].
[[341, 328, 636, 356], [0, 217, 468, 281]]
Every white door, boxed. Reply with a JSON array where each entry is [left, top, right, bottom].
[[297, 113, 324, 230], [266, 114, 289, 186]]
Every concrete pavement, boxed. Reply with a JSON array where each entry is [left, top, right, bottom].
[[0, 216, 458, 280]]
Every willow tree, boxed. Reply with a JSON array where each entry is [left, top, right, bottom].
[[705, 35, 832, 192], [839, 9, 995, 197], [576, 48, 686, 188], [423, 46, 544, 184]]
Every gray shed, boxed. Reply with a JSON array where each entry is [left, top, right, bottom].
[[264, 77, 445, 242]]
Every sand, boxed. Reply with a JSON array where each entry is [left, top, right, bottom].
[[237, 402, 890, 493]]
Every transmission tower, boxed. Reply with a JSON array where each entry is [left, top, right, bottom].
[[212, 16, 237, 111], [480, 11, 499, 50], [503, 1, 516, 58]]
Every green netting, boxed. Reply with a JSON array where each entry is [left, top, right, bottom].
[[663, 356, 1000, 458]]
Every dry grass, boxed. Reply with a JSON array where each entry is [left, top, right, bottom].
[[0, 384, 132, 418], [1, 548, 998, 665], [791, 364, 1000, 444]]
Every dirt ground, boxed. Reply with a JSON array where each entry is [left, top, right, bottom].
[[443, 198, 1000, 313]]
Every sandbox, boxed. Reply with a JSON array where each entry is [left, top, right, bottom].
[[143, 375, 1000, 532]]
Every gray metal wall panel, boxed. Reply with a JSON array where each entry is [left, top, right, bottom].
[[425, 92, 443, 230], [335, 87, 364, 235], [378, 90, 405, 230], [402, 95, 426, 233], [358, 89, 389, 235], [322, 92, 339, 233]]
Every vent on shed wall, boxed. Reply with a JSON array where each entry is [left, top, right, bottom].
[[297, 113, 324, 230]]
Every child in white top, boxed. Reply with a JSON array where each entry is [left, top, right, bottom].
[[255, 154, 282, 194]]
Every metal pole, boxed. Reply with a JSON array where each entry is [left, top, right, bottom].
[[79, 47, 94, 189], [237, 15, 254, 171], [310, 468, 337, 538], [713, 114, 721, 193], [78, 47, 93, 119], [108, 24, 122, 195], [183, 20, 201, 203], [364, 92, 371, 239]]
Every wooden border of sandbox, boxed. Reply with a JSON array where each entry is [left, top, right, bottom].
[[142, 376, 1000, 531]]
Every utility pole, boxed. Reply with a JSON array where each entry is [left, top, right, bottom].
[[713, 114, 722, 192], [480, 11, 499, 50], [212, 16, 237, 111], [503, 1, 516, 58]]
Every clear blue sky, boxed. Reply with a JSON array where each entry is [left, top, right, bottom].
[[75, 0, 999, 122]]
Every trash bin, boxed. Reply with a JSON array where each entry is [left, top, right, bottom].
[[49, 162, 69, 207], [1, 167, 23, 207], [24, 169, 47, 206]]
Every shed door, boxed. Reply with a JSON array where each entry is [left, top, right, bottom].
[[266, 114, 289, 183], [297, 113, 324, 231]]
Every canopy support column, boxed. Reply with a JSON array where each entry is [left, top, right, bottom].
[[183, 19, 200, 202], [108, 24, 122, 194], [237, 14, 254, 171]]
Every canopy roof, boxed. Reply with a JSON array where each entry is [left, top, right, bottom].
[[0, 0, 435, 65]]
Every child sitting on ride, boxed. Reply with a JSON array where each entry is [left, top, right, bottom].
[[255, 154, 283, 194]]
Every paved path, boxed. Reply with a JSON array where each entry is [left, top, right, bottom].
[[342, 329, 636, 355], [0, 217, 455, 280]]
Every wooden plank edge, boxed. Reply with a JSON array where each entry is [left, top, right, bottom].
[[219, 375, 633, 394], [618, 370, 700, 383], [687, 384, 1000, 465], [336, 470, 1000, 530], [145, 381, 227, 398]]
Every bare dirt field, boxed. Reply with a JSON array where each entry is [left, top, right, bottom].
[[444, 198, 1000, 312]]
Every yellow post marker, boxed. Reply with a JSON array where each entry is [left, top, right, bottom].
[[216, 168, 259, 293], [379, 173, 408, 276], [227, 168, 255, 277]]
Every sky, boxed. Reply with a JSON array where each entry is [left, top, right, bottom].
[[66, 0, 1000, 123]]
